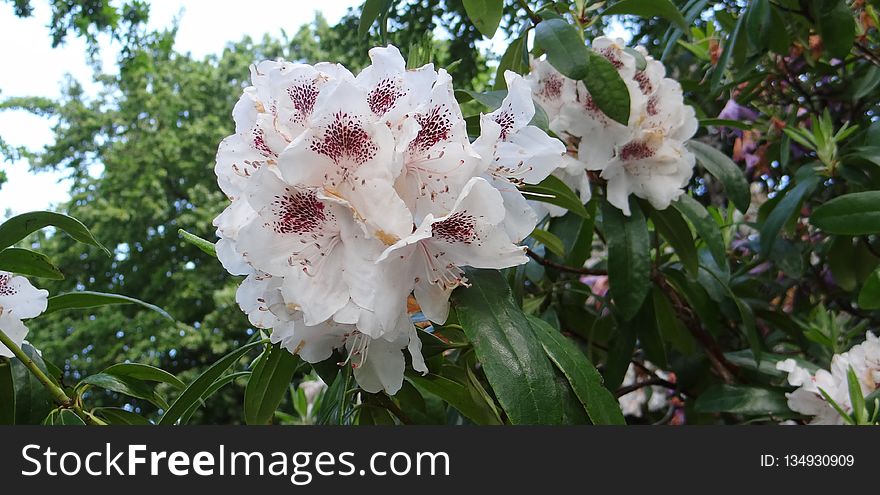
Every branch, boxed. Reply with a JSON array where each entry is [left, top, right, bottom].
[[615, 377, 678, 398], [526, 248, 607, 276]]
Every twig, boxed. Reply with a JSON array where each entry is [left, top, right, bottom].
[[526, 248, 607, 276], [615, 377, 678, 398]]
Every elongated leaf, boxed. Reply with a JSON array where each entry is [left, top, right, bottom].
[[0, 248, 64, 280], [816, 0, 855, 59], [673, 195, 727, 270], [178, 229, 217, 257], [710, 9, 746, 91], [102, 363, 185, 390], [744, 0, 771, 50], [44, 291, 173, 321], [811, 191, 880, 235], [760, 172, 820, 256], [602, 0, 689, 31], [549, 203, 596, 269], [406, 372, 502, 425], [494, 36, 529, 90], [649, 205, 699, 277], [699, 118, 754, 130], [462, 0, 503, 38], [0, 211, 109, 255], [530, 228, 566, 258], [159, 340, 264, 425], [244, 343, 300, 425], [603, 199, 651, 320], [10, 344, 56, 425], [0, 359, 14, 424], [522, 175, 590, 219], [859, 267, 880, 310], [358, 0, 393, 36], [695, 384, 790, 416], [452, 269, 565, 424], [528, 316, 625, 425], [93, 407, 152, 425], [179, 371, 251, 424], [44, 409, 86, 425], [583, 49, 631, 125], [534, 19, 590, 80], [687, 141, 750, 212], [79, 373, 169, 409]]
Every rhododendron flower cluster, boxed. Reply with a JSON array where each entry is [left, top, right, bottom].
[[0, 270, 48, 358], [777, 332, 880, 424], [526, 37, 698, 215], [214, 46, 564, 394]]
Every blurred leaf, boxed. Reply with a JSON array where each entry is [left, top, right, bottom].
[[549, 202, 596, 269], [494, 36, 528, 89], [0, 211, 110, 255], [452, 269, 566, 424], [709, 10, 746, 91], [528, 316, 625, 424], [695, 385, 791, 415], [0, 359, 14, 424], [811, 191, 880, 235], [358, 0, 393, 36], [43, 409, 86, 425], [858, 266, 880, 310], [462, 0, 503, 38], [760, 171, 820, 256], [816, 0, 855, 59], [178, 229, 217, 257], [673, 195, 727, 270], [0, 248, 64, 280], [602, 0, 689, 31], [649, 205, 699, 277], [93, 407, 152, 425]]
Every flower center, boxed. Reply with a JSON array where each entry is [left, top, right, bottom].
[[287, 80, 319, 123], [619, 139, 657, 162], [410, 105, 453, 155], [600, 47, 624, 69], [493, 109, 515, 140], [0, 273, 16, 297], [540, 74, 563, 100], [310, 112, 378, 179], [432, 211, 478, 244], [367, 77, 405, 116], [271, 188, 329, 235], [634, 70, 654, 95]]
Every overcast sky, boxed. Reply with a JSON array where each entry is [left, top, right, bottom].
[[0, 0, 361, 216]]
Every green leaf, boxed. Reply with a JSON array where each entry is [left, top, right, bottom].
[[846, 365, 868, 424], [811, 191, 880, 235], [549, 203, 596, 269], [698, 118, 754, 130], [462, 0, 503, 38], [452, 269, 566, 424], [649, 205, 699, 277], [178, 229, 217, 257], [687, 141, 750, 213], [0, 359, 15, 424], [694, 385, 791, 415], [79, 373, 169, 410], [583, 49, 631, 125], [744, 0, 771, 50], [828, 237, 858, 292], [816, 0, 855, 59], [93, 407, 152, 425], [710, 10, 746, 91], [0, 211, 110, 255], [159, 340, 264, 425], [406, 371, 502, 425], [858, 266, 880, 310], [316, 367, 354, 425], [179, 371, 251, 425], [528, 316, 625, 425], [602, 0, 688, 31], [101, 363, 185, 390], [10, 344, 56, 425], [0, 248, 64, 280], [244, 343, 300, 425], [530, 228, 566, 258], [358, 0, 393, 36], [760, 172, 820, 256], [44, 291, 173, 321], [673, 195, 727, 270], [652, 287, 696, 355], [44, 409, 86, 425], [603, 199, 651, 321], [534, 19, 590, 80], [494, 36, 529, 90], [522, 175, 590, 219]]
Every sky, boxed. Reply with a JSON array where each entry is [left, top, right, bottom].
[[0, 0, 362, 216]]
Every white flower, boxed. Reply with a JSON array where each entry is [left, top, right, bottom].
[[0, 271, 48, 358], [214, 45, 560, 395], [527, 37, 698, 216], [777, 332, 880, 424], [473, 71, 567, 241]]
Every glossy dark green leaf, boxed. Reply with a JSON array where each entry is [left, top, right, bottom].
[[0, 211, 110, 255], [744, 0, 771, 50], [43, 409, 86, 425], [159, 340, 264, 425], [710, 9, 746, 91], [687, 141, 750, 213], [673, 195, 727, 270], [602, 0, 689, 31], [316, 367, 355, 425], [406, 371, 502, 425], [521, 174, 590, 219], [0, 248, 64, 280], [93, 407, 152, 425], [828, 236, 858, 292], [530, 228, 566, 258], [534, 19, 590, 80], [494, 36, 529, 90], [178, 229, 217, 257], [649, 205, 699, 277], [652, 287, 696, 355], [358, 0, 393, 36], [244, 343, 300, 424], [858, 266, 880, 310], [584, 49, 631, 125], [452, 269, 565, 424], [816, 0, 855, 59], [79, 373, 169, 409], [10, 344, 56, 425], [44, 291, 173, 321], [549, 202, 596, 269], [102, 363, 185, 390], [760, 172, 820, 256], [811, 191, 880, 235], [0, 359, 14, 424], [528, 316, 625, 425], [603, 199, 651, 321], [178, 371, 251, 424], [694, 385, 791, 415], [462, 0, 503, 38]]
